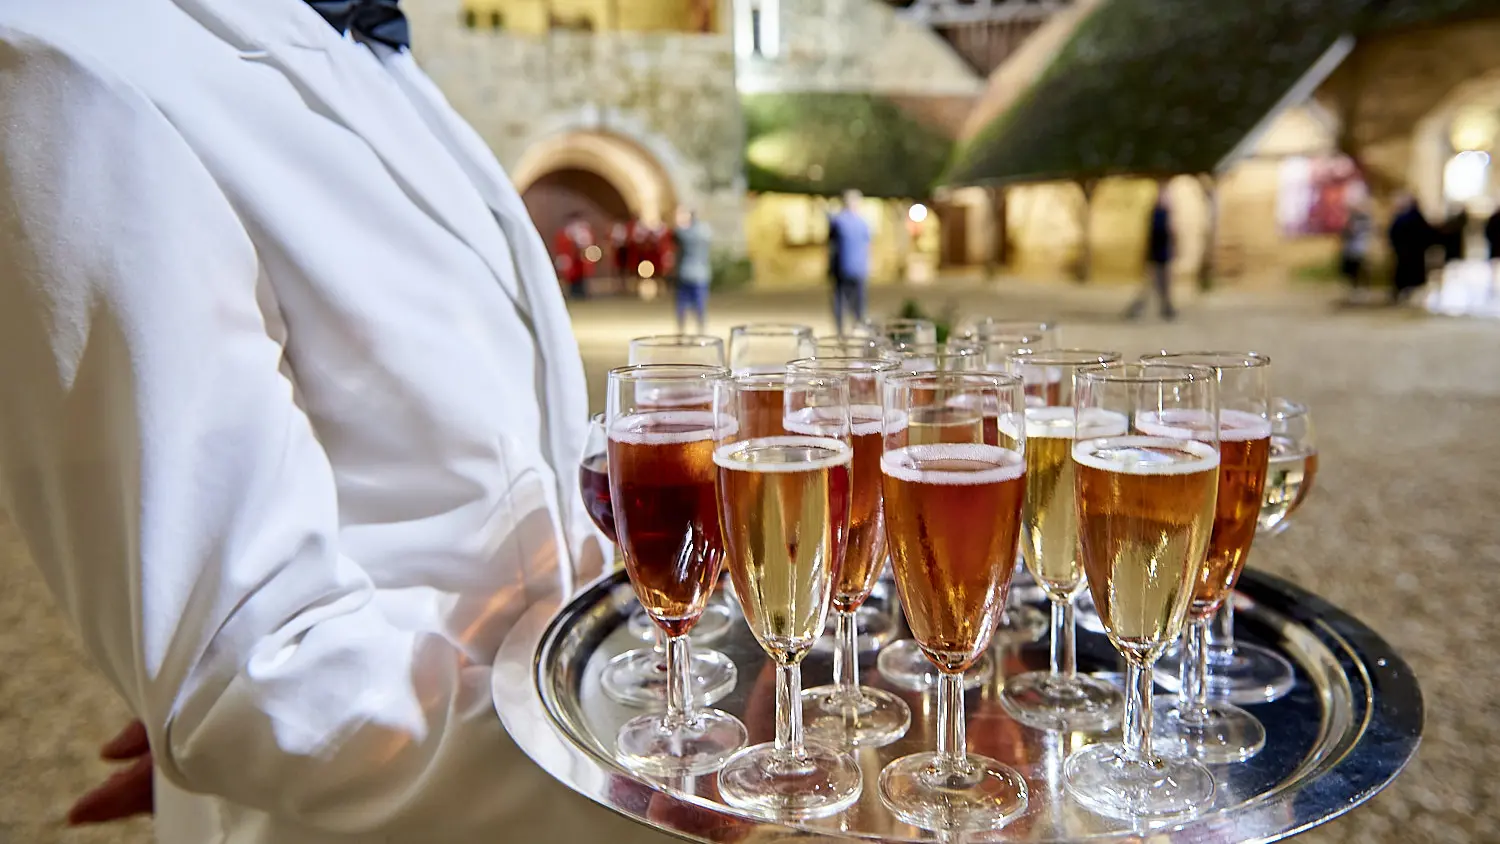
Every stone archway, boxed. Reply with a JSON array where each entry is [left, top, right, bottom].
[[520, 167, 633, 257], [511, 130, 680, 225]]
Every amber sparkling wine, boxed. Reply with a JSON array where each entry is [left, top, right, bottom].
[[882, 442, 1027, 672], [609, 411, 725, 636]]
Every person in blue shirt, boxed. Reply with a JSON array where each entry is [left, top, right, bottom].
[[827, 190, 872, 334], [671, 208, 712, 334]]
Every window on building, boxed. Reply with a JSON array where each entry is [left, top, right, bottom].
[[735, 0, 779, 59], [463, 8, 478, 28], [490, 10, 503, 29]]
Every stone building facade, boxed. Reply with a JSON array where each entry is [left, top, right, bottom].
[[404, 0, 984, 286]]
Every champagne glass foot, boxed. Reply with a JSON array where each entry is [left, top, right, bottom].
[[802, 685, 911, 748], [878, 639, 991, 692], [1064, 742, 1215, 820], [1000, 671, 1122, 732], [616, 709, 748, 777], [718, 742, 862, 819], [601, 647, 737, 708], [879, 752, 1028, 831], [991, 604, 1047, 646], [629, 601, 733, 645], [1157, 642, 1297, 705], [1153, 699, 1267, 764]]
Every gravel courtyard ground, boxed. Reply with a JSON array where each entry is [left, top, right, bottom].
[[4, 278, 1496, 843]]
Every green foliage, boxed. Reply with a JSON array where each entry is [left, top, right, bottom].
[[896, 298, 955, 343], [711, 251, 754, 292], [742, 93, 954, 199], [946, 0, 1500, 187]]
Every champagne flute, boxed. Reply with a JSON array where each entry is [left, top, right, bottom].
[[714, 369, 863, 817], [999, 349, 1126, 732], [802, 335, 891, 359], [609, 365, 747, 775], [1258, 398, 1317, 534], [1173, 398, 1316, 705], [630, 334, 726, 368], [728, 324, 814, 375], [957, 318, 1059, 348], [1063, 363, 1218, 819], [788, 357, 912, 748], [878, 370, 1031, 831], [867, 317, 938, 348], [877, 341, 998, 692], [626, 335, 736, 641], [1140, 352, 1271, 764]]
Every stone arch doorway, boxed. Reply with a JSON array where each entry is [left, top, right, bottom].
[[521, 167, 632, 257], [512, 129, 680, 227]]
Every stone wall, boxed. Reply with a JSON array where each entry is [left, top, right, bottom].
[[405, 0, 745, 243], [737, 0, 983, 96]]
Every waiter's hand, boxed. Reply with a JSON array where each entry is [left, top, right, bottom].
[[67, 720, 154, 825]]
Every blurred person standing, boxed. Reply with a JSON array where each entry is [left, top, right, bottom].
[[0, 1, 673, 843], [672, 208, 712, 334], [1125, 184, 1177, 321], [1485, 206, 1500, 266], [1389, 196, 1435, 303], [1339, 197, 1374, 292], [1441, 205, 1469, 266], [828, 189, 872, 334], [554, 211, 596, 300]]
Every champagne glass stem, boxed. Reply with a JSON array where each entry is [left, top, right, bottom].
[[1177, 618, 1210, 718], [1049, 597, 1077, 679], [833, 609, 860, 697], [1123, 661, 1154, 763], [936, 671, 967, 770], [665, 633, 695, 729], [1209, 599, 1235, 654], [774, 662, 806, 763]]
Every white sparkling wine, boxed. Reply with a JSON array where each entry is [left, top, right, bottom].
[[1016, 408, 1127, 600], [1074, 436, 1219, 664], [1259, 436, 1315, 532], [715, 436, 852, 663]]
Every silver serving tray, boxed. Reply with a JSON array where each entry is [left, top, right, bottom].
[[493, 570, 1422, 842]]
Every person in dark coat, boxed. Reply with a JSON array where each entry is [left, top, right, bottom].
[[1441, 206, 1468, 265], [1125, 184, 1176, 320], [1485, 208, 1500, 262], [1388, 197, 1435, 303]]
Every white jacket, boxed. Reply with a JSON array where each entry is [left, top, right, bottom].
[[0, 0, 669, 841]]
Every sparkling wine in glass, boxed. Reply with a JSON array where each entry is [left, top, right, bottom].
[[788, 357, 911, 748], [877, 371, 1031, 832], [608, 365, 747, 775], [714, 370, 863, 818], [1140, 352, 1271, 764], [1063, 362, 1219, 819], [998, 349, 1126, 732]]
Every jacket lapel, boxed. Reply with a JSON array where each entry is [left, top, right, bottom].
[[175, 0, 522, 304]]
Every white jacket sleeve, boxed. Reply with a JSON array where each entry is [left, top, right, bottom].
[[0, 31, 518, 836]]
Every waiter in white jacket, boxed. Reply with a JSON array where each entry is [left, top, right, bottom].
[[0, 0, 678, 841]]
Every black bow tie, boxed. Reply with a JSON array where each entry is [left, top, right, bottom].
[[304, 0, 410, 49]]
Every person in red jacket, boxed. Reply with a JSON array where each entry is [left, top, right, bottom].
[[553, 212, 596, 300]]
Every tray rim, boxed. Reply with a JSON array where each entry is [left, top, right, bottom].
[[494, 569, 1423, 843]]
